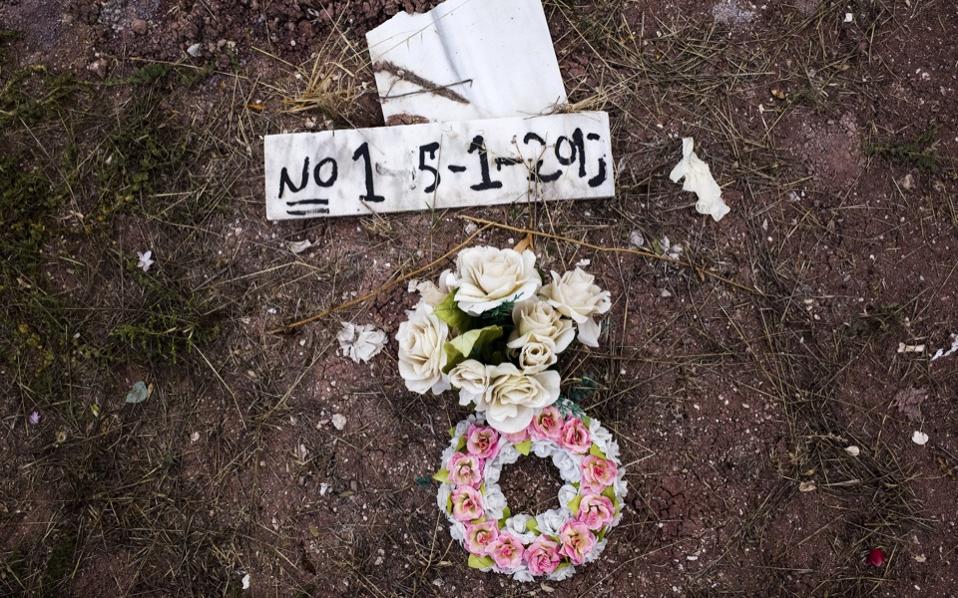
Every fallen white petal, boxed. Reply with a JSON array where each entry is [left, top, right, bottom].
[[337, 322, 387, 363], [669, 138, 730, 222], [137, 250, 154, 273], [241, 573, 251, 590], [912, 430, 929, 446], [287, 239, 314, 254], [930, 334, 958, 362], [332, 414, 347, 431], [898, 342, 926, 354], [845, 445, 860, 457]]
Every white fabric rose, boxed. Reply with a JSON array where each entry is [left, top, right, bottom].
[[509, 300, 575, 353], [483, 485, 507, 520], [551, 450, 582, 483], [453, 247, 541, 315], [449, 520, 466, 543], [396, 303, 450, 395], [614, 472, 628, 498], [512, 569, 534, 583], [437, 483, 451, 513], [484, 461, 502, 486], [585, 539, 608, 564], [505, 514, 538, 544], [535, 508, 570, 537], [473, 364, 561, 433], [540, 268, 611, 348], [588, 419, 619, 460], [453, 414, 479, 439], [441, 445, 456, 466], [516, 334, 558, 374], [448, 359, 489, 406], [548, 565, 576, 582], [532, 440, 556, 458], [412, 269, 459, 307], [557, 484, 579, 510], [496, 443, 520, 466]]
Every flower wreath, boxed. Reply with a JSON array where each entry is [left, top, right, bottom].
[[434, 407, 627, 582]]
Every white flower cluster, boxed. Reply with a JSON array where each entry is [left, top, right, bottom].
[[397, 246, 611, 433]]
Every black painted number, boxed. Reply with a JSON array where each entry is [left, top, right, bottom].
[[352, 142, 385, 203]]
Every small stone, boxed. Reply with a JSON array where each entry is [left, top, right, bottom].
[[660, 289, 673, 298], [332, 413, 347, 430], [799, 480, 817, 492], [629, 230, 645, 248], [186, 43, 203, 57], [131, 18, 148, 35], [899, 173, 915, 190], [86, 59, 108, 79], [845, 445, 860, 457]]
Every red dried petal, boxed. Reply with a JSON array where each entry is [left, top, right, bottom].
[[866, 547, 886, 567]]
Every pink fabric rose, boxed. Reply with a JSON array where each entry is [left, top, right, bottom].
[[487, 532, 524, 570], [558, 521, 596, 566], [560, 417, 591, 453], [465, 518, 499, 554], [503, 428, 530, 444], [524, 536, 561, 575], [580, 455, 617, 493], [451, 485, 484, 522], [448, 452, 483, 487], [466, 425, 500, 460], [530, 407, 564, 442], [576, 493, 614, 530]]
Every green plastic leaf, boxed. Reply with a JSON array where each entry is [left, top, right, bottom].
[[456, 436, 467, 451], [443, 325, 504, 373], [125, 381, 150, 404], [589, 443, 607, 459], [567, 494, 582, 515], [514, 440, 533, 456], [525, 518, 540, 533], [432, 468, 449, 483], [448, 426, 456, 437], [434, 291, 474, 332], [468, 554, 495, 570], [602, 485, 620, 512]]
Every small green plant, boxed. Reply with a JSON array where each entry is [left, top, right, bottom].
[[866, 128, 941, 172]]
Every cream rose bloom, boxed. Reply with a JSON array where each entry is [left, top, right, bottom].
[[448, 359, 489, 406], [540, 268, 611, 348], [411, 269, 458, 307], [475, 363, 560, 433], [515, 334, 558, 374], [508, 300, 575, 353], [453, 247, 541, 315], [396, 303, 451, 395]]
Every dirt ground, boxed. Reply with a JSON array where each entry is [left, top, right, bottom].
[[1, 0, 957, 596]]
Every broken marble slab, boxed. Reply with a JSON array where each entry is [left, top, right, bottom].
[[366, 0, 567, 124], [264, 111, 613, 220]]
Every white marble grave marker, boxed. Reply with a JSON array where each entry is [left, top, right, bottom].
[[264, 112, 614, 221]]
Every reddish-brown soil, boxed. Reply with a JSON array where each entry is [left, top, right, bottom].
[[1, 0, 956, 596]]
